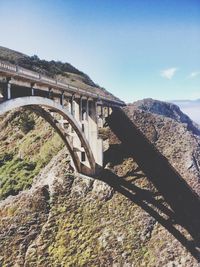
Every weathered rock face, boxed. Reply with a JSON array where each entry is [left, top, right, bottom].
[[125, 99, 200, 196], [0, 99, 200, 266], [128, 98, 200, 135]]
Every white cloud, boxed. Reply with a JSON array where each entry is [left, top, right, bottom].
[[160, 67, 178, 80], [188, 71, 200, 79]]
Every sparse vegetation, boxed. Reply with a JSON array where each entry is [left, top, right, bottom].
[[0, 46, 96, 86], [0, 110, 64, 200], [11, 110, 35, 134]]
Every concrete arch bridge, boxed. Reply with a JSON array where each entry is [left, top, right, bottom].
[[0, 60, 125, 175]]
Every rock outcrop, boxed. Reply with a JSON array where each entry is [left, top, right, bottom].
[[125, 99, 200, 196]]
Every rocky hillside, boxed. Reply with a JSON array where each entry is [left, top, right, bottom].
[[128, 98, 200, 135], [0, 98, 200, 266], [126, 99, 200, 196], [0, 109, 64, 200]]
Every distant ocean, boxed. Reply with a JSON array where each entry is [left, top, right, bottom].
[[172, 100, 200, 125]]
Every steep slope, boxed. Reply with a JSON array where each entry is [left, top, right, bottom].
[[125, 100, 200, 196], [0, 99, 200, 266], [128, 98, 200, 135], [172, 99, 200, 125], [0, 109, 64, 200]]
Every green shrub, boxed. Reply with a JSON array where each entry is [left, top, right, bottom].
[[0, 153, 13, 167], [18, 112, 35, 133], [11, 111, 36, 134]]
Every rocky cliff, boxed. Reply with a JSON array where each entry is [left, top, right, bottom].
[[0, 98, 200, 266], [125, 99, 200, 196]]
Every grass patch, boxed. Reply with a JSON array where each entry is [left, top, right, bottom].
[[0, 111, 64, 200]]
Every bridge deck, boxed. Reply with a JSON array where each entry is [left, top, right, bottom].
[[0, 60, 125, 107]]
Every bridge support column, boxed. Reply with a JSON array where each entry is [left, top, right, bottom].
[[105, 106, 109, 116], [31, 83, 35, 96], [48, 88, 52, 99], [86, 98, 89, 121], [6, 79, 11, 100], [101, 106, 106, 126], [74, 99, 80, 122], [79, 96, 83, 121], [88, 100, 103, 166], [100, 105, 103, 117], [98, 105, 104, 128], [69, 97, 91, 169], [65, 97, 70, 113], [60, 91, 64, 107], [81, 99, 88, 141], [71, 94, 75, 116], [7, 83, 11, 100], [31, 88, 34, 96]]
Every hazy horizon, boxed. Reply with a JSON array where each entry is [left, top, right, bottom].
[[172, 100, 200, 125]]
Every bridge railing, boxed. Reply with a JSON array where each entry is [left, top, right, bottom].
[[0, 60, 125, 106], [17, 66, 40, 79], [40, 75, 56, 84], [0, 61, 17, 72]]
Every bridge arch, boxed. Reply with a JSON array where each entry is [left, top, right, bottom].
[[0, 96, 97, 175]]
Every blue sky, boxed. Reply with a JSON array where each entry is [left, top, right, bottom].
[[0, 0, 199, 103]]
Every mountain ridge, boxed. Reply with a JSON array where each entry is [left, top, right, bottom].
[[127, 98, 200, 135]]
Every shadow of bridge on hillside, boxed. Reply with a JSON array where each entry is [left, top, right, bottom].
[[98, 107, 200, 262]]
